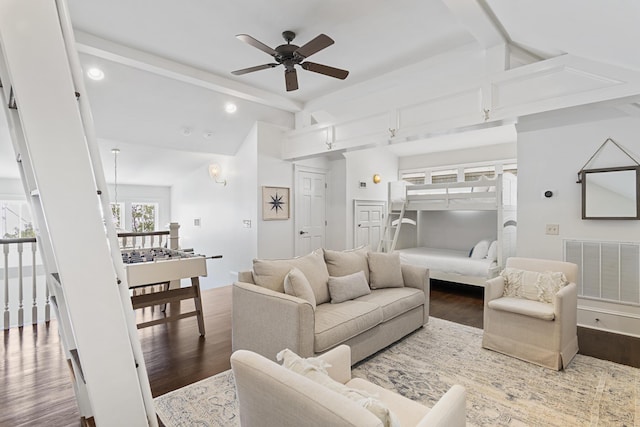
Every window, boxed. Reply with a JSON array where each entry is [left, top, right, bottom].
[[431, 169, 458, 184], [401, 172, 426, 185], [110, 202, 125, 229], [1, 200, 34, 238], [131, 203, 158, 232], [464, 166, 496, 182]]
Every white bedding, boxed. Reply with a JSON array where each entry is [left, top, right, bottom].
[[396, 247, 496, 278]]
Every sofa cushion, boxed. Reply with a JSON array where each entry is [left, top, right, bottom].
[[354, 288, 425, 322], [284, 267, 317, 310], [368, 252, 404, 289], [328, 271, 371, 304], [314, 301, 382, 353], [501, 267, 568, 303], [277, 348, 399, 427], [324, 247, 370, 283], [252, 249, 331, 303], [488, 297, 556, 321]]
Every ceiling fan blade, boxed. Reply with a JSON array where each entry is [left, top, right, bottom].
[[294, 34, 334, 59], [300, 62, 349, 80], [231, 63, 279, 76], [236, 34, 278, 57], [285, 69, 299, 92]]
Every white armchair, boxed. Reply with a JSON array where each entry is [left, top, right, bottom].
[[231, 345, 467, 427], [482, 257, 579, 370]]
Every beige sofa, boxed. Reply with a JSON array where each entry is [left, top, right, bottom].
[[231, 345, 466, 427], [232, 248, 429, 364]]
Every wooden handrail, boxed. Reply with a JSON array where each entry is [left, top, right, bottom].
[[0, 237, 37, 244], [117, 231, 170, 238]]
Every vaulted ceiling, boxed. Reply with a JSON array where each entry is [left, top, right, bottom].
[[1, 0, 639, 184]]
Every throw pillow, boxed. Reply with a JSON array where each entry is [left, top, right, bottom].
[[501, 267, 568, 303], [367, 252, 404, 289], [276, 349, 399, 427], [324, 247, 370, 283], [252, 249, 331, 303], [284, 268, 317, 309], [486, 240, 498, 261], [470, 239, 490, 259], [327, 271, 371, 304]]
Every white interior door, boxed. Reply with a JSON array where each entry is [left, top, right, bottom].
[[295, 168, 326, 256], [354, 200, 386, 249]]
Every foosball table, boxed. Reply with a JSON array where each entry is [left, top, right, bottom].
[[121, 247, 218, 336]]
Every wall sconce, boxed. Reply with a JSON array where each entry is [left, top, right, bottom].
[[208, 163, 227, 186], [373, 174, 381, 184]]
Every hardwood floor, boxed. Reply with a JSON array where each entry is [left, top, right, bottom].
[[2, 281, 639, 426]]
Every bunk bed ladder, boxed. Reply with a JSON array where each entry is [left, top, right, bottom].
[[0, 1, 155, 425], [377, 202, 406, 253]]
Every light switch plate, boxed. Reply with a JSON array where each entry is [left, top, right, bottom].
[[545, 224, 559, 235]]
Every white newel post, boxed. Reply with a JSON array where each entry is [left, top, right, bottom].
[[169, 222, 180, 250]]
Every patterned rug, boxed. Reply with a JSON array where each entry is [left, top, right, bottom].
[[154, 318, 639, 426]]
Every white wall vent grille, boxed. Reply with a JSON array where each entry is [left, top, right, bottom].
[[564, 239, 640, 305]]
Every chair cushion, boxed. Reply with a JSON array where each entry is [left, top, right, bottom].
[[277, 349, 399, 427], [252, 249, 331, 303], [324, 247, 370, 283], [488, 297, 556, 321], [284, 268, 317, 310], [368, 252, 404, 289], [314, 301, 382, 353], [328, 271, 371, 304], [502, 267, 568, 303], [354, 288, 425, 322]]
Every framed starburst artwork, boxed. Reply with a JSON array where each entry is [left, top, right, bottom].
[[262, 186, 290, 220]]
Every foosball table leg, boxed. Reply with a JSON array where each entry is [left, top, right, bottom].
[[191, 277, 206, 337]]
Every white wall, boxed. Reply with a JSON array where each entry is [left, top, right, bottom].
[[516, 115, 640, 260], [171, 125, 258, 289], [0, 178, 23, 199], [344, 147, 399, 249], [326, 158, 347, 250]]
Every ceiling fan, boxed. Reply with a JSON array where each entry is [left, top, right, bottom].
[[231, 30, 349, 92]]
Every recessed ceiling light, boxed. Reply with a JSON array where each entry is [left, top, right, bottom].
[[181, 127, 192, 136], [225, 103, 237, 114], [87, 67, 104, 81]]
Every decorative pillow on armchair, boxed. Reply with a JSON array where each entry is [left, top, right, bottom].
[[501, 267, 568, 303], [367, 252, 404, 289]]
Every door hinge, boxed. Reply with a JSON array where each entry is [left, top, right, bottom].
[[325, 183, 327, 189], [325, 220, 327, 226]]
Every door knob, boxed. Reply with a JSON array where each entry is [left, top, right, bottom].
[[299, 230, 308, 235]]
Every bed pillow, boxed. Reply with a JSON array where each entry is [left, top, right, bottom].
[[284, 268, 317, 310], [327, 271, 371, 303], [277, 349, 399, 427], [324, 247, 370, 283], [470, 239, 490, 259], [501, 267, 569, 303], [368, 252, 404, 289], [253, 249, 331, 303], [486, 240, 498, 261]]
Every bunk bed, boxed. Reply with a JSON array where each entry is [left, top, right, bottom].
[[388, 173, 517, 287]]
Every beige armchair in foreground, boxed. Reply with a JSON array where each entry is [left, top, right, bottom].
[[231, 345, 467, 427], [482, 257, 579, 370]]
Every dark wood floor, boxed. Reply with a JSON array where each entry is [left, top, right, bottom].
[[2, 281, 639, 426]]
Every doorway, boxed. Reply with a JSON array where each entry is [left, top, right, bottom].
[[294, 166, 327, 256]]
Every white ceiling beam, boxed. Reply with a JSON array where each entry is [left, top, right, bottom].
[[74, 31, 302, 113], [441, 0, 506, 49]]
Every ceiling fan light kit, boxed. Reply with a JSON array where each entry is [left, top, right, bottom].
[[232, 30, 349, 92]]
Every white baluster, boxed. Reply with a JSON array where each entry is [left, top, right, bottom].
[[3, 243, 9, 330], [31, 241, 37, 325], [45, 281, 50, 323], [151, 235, 156, 248], [17, 242, 24, 328]]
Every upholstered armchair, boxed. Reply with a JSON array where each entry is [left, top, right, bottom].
[[231, 345, 467, 427], [482, 257, 579, 370]]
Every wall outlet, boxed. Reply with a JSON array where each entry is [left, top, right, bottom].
[[359, 181, 367, 189], [243, 219, 251, 228], [193, 218, 201, 227], [545, 224, 559, 235]]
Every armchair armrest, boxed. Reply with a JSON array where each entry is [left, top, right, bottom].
[[484, 276, 505, 305], [554, 282, 578, 344], [416, 384, 466, 427], [317, 345, 352, 384], [232, 281, 315, 361]]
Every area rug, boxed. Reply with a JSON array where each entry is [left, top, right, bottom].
[[154, 317, 639, 426]]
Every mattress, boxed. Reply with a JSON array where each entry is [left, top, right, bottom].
[[396, 247, 496, 278]]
